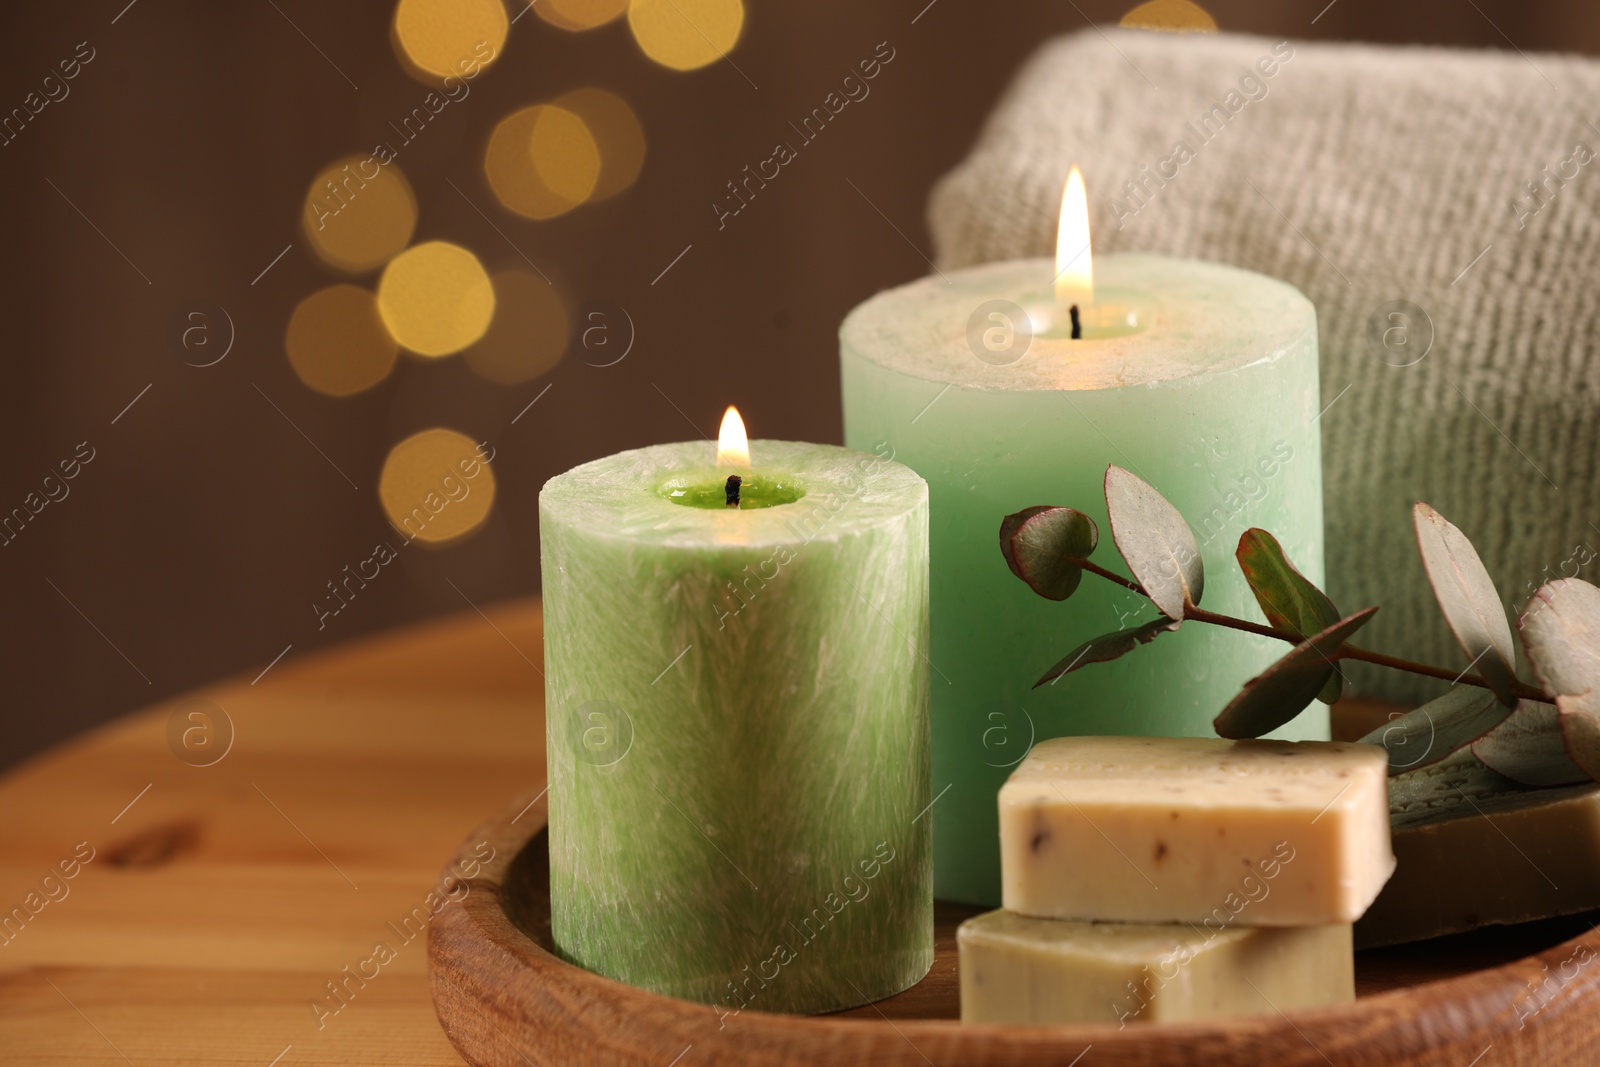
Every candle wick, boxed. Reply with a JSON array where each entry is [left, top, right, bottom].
[[1069, 304, 1082, 340], [724, 474, 743, 509]]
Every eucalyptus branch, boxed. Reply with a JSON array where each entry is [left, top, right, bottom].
[[1001, 473, 1597, 779], [1064, 556, 1552, 704], [1183, 592, 1548, 702]]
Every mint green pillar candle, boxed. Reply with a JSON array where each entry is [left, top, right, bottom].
[[840, 254, 1326, 907], [540, 438, 933, 1014]]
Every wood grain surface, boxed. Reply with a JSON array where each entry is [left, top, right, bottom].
[[4, 599, 1598, 1066], [0, 600, 547, 1066]]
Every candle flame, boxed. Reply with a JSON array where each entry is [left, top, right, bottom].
[[1054, 166, 1094, 308], [717, 405, 750, 468]]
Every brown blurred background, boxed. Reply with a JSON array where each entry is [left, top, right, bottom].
[[3, 0, 1598, 769]]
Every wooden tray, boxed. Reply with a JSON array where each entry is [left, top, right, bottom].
[[429, 789, 1600, 1066]]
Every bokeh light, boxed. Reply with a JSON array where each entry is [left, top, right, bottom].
[[534, 0, 628, 31], [379, 428, 497, 546], [464, 271, 569, 384], [627, 0, 744, 72], [553, 88, 645, 201], [484, 105, 600, 220], [1119, 0, 1217, 32], [285, 285, 399, 397], [303, 156, 417, 273], [377, 241, 496, 357], [392, 0, 508, 83]]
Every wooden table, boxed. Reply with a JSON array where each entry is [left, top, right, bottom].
[[0, 600, 548, 1066], [0, 600, 1454, 1065]]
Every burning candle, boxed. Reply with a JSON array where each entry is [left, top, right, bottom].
[[540, 410, 934, 1012], [839, 168, 1327, 907]]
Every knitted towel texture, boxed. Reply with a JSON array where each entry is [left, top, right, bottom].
[[929, 29, 1600, 703]]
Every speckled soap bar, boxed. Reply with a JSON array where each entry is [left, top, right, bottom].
[[958, 909, 1354, 1026], [999, 736, 1394, 925], [1358, 750, 1600, 948]]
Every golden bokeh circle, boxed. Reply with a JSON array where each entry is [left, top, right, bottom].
[[377, 241, 496, 357], [484, 105, 601, 220], [627, 0, 744, 72], [1119, 0, 1218, 32], [535, 0, 628, 30], [464, 271, 570, 384], [379, 428, 497, 546], [302, 156, 418, 273], [285, 285, 399, 397], [553, 88, 645, 201], [393, 0, 508, 82]]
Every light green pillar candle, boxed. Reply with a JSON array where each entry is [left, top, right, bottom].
[[540, 439, 933, 1014], [840, 254, 1326, 907]]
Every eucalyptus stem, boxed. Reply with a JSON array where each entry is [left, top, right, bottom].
[[1075, 562, 1550, 705], [1335, 645, 1547, 703], [1184, 605, 1282, 641], [1075, 557, 1146, 595]]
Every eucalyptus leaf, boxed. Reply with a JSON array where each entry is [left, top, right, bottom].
[[999, 506, 1098, 602], [1317, 676, 1342, 707], [1034, 617, 1182, 689], [1388, 748, 1578, 833], [1212, 607, 1378, 739], [1414, 504, 1518, 706], [1559, 693, 1600, 783], [1104, 466, 1203, 621], [1518, 578, 1600, 698], [1236, 528, 1343, 703], [1356, 686, 1513, 776], [1518, 578, 1600, 782], [998, 506, 1043, 577], [1470, 699, 1591, 787]]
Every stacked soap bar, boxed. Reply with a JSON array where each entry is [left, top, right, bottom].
[[1000, 736, 1395, 924], [959, 736, 1395, 1026], [1359, 749, 1600, 947], [960, 911, 1353, 1027]]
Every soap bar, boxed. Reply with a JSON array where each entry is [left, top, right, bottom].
[[1000, 736, 1394, 925], [958, 909, 1354, 1026], [1357, 749, 1600, 947]]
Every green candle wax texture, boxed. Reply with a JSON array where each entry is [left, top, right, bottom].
[[540, 440, 932, 1013]]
